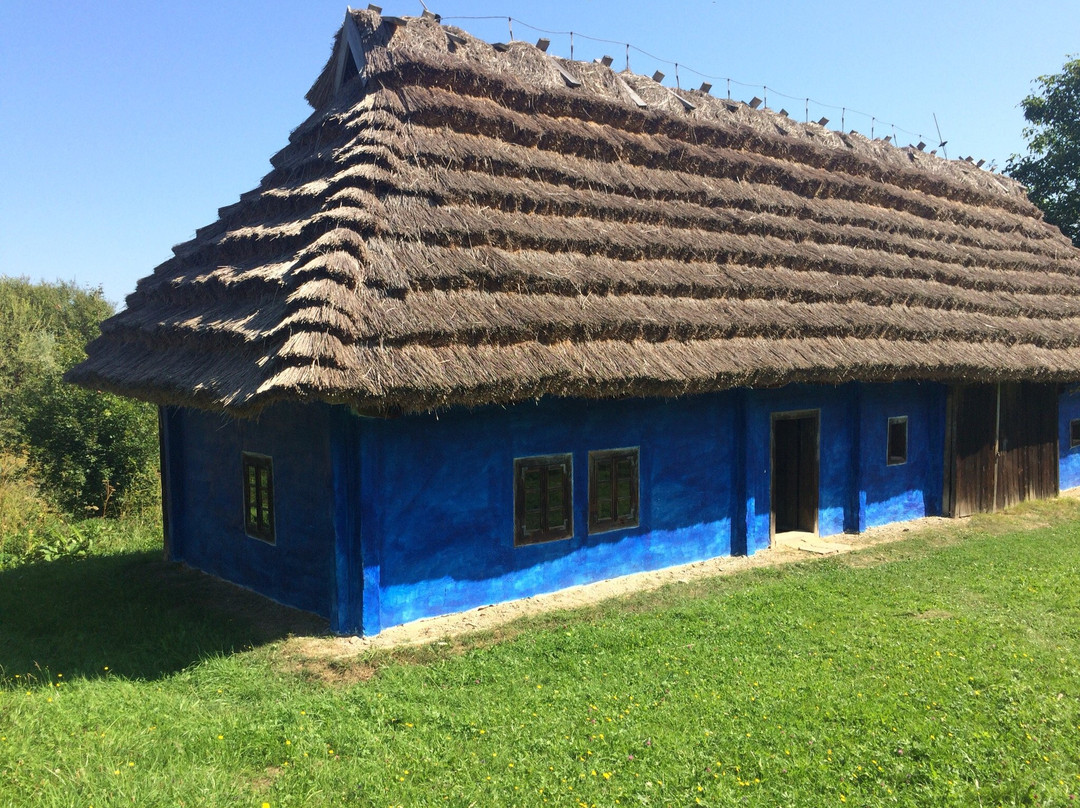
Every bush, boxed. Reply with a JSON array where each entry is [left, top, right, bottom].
[[16, 374, 158, 517], [0, 278, 159, 518], [0, 451, 50, 566], [0, 279, 112, 444], [0, 452, 161, 567]]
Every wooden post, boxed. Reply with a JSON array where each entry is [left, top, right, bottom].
[[942, 386, 956, 518], [992, 382, 1002, 512]]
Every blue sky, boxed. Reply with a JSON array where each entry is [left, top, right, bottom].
[[2, 0, 1077, 307]]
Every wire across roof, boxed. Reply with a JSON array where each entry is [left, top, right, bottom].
[[68, 8, 1080, 415]]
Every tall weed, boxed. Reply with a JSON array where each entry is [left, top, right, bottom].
[[0, 450, 160, 567], [0, 451, 52, 565]]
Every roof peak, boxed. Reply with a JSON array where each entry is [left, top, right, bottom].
[[307, 7, 1004, 193], [66, 9, 1080, 416]]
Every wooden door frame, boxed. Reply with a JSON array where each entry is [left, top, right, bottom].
[[770, 409, 821, 545]]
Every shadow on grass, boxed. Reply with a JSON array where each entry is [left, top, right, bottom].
[[0, 550, 328, 682]]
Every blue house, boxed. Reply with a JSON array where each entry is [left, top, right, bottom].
[[70, 9, 1080, 635]]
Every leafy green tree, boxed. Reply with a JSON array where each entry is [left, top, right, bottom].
[[16, 373, 158, 516], [0, 278, 158, 516], [0, 279, 113, 445], [1007, 57, 1080, 247]]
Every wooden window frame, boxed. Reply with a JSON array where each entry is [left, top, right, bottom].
[[514, 454, 573, 546], [1071, 419, 1080, 449], [588, 448, 640, 534], [242, 452, 275, 544], [887, 416, 909, 466]]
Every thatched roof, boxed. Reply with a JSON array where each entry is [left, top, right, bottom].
[[69, 9, 1080, 416]]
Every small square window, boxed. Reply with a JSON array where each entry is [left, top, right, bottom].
[[887, 417, 908, 466], [1071, 419, 1080, 448], [242, 453, 275, 543], [589, 448, 639, 533], [514, 454, 572, 546]]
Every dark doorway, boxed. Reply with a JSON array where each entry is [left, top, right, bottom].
[[772, 411, 820, 538], [945, 382, 1058, 517]]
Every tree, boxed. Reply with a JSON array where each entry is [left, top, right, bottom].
[[0, 278, 158, 516], [16, 373, 158, 516], [0, 279, 113, 445], [1007, 58, 1080, 247]]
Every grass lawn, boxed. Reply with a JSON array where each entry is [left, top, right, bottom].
[[2, 500, 1080, 807]]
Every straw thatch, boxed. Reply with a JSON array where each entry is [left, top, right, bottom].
[[68, 9, 1080, 415]]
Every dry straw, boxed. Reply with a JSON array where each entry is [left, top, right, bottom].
[[69, 9, 1080, 416]]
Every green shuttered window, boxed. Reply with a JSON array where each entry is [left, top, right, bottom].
[[514, 454, 572, 546], [589, 448, 639, 533], [242, 453, 275, 544]]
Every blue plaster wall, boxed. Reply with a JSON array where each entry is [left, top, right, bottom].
[[161, 380, 952, 636], [358, 394, 736, 633], [164, 403, 337, 618], [356, 381, 948, 634], [740, 382, 945, 549], [1059, 385, 1080, 490], [742, 385, 857, 553], [858, 382, 946, 530]]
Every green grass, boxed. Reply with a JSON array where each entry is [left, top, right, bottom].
[[3, 502, 1080, 807]]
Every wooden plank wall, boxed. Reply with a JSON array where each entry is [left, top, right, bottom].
[[995, 383, 1059, 510], [948, 383, 1058, 517], [951, 384, 998, 518]]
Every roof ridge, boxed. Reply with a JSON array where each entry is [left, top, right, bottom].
[[66, 8, 1080, 416]]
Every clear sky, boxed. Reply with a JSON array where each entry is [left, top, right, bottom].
[[1, 0, 1077, 308]]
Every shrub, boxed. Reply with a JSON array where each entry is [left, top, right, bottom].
[[0, 278, 159, 517], [0, 451, 51, 566], [16, 373, 158, 517]]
